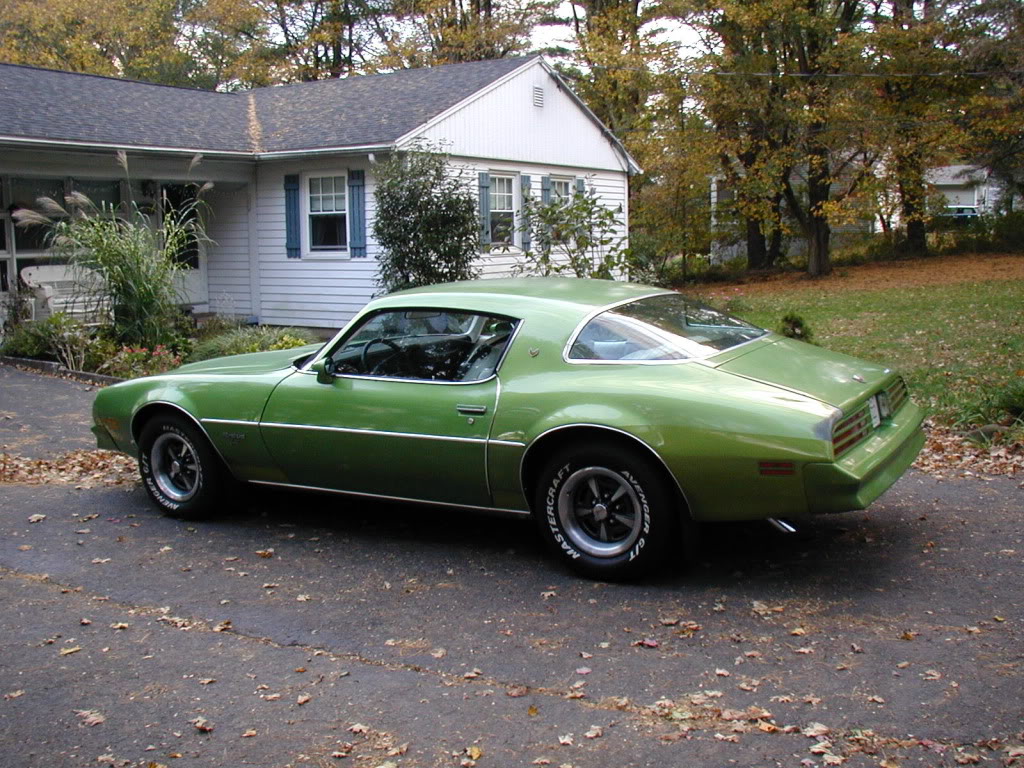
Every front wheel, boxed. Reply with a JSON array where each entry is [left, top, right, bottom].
[[139, 414, 226, 520], [534, 443, 680, 579]]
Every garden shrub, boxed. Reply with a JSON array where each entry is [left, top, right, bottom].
[[188, 326, 319, 362], [99, 345, 183, 378], [779, 312, 814, 343]]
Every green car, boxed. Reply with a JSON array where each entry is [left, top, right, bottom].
[[92, 278, 925, 578]]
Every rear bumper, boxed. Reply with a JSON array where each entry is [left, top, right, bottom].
[[803, 401, 925, 514]]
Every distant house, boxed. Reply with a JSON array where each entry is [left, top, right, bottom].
[[0, 57, 638, 328], [926, 164, 1010, 217]]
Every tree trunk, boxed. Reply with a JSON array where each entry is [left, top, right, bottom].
[[896, 144, 928, 255], [745, 217, 769, 270], [805, 143, 832, 277], [807, 217, 831, 277]]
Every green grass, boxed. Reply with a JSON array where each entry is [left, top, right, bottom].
[[710, 279, 1024, 425]]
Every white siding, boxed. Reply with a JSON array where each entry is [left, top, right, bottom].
[[452, 157, 629, 279], [204, 184, 252, 317], [255, 157, 379, 329], [409, 60, 627, 173]]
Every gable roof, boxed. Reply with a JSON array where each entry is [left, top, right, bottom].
[[0, 58, 534, 156]]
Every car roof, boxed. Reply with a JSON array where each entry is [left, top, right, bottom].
[[375, 277, 671, 320]]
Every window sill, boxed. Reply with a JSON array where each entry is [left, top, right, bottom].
[[303, 250, 351, 261]]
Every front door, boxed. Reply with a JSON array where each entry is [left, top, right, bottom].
[[260, 307, 519, 508]]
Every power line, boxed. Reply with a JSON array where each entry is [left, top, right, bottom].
[[709, 69, 1024, 78]]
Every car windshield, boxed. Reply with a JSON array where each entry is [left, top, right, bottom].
[[568, 294, 767, 361]]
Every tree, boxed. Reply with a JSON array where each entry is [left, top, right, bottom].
[[373, 147, 480, 293]]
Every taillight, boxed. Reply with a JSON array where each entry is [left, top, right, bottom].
[[832, 405, 872, 457]]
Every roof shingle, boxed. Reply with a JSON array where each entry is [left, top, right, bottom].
[[0, 57, 532, 154]]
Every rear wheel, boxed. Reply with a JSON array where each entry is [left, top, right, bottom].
[[139, 414, 226, 520], [534, 442, 679, 579]]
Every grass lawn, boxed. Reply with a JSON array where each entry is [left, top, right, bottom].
[[693, 254, 1024, 426]]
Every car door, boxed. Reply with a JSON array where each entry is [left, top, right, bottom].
[[259, 308, 516, 508]]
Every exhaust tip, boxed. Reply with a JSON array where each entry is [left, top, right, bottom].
[[767, 518, 798, 534]]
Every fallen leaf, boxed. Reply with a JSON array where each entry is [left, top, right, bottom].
[[91, 558, 111, 564], [349, 723, 369, 734], [80, 618, 91, 625], [810, 740, 833, 755], [794, 647, 814, 655], [190, 717, 214, 733], [199, 678, 216, 685], [430, 648, 447, 659], [60, 646, 82, 656], [75, 709, 106, 726], [823, 755, 846, 765], [28, 514, 46, 523], [213, 620, 231, 632], [922, 669, 942, 681], [110, 623, 129, 630], [297, 694, 311, 705], [659, 617, 679, 626], [467, 746, 483, 760], [802, 723, 830, 738], [575, 667, 592, 675], [558, 734, 573, 746], [584, 725, 603, 739], [506, 685, 528, 698], [531, 760, 551, 766], [296, 594, 310, 602], [527, 705, 539, 717], [631, 638, 659, 648], [18, 545, 33, 551], [868, 695, 886, 704], [463, 668, 482, 679], [241, 729, 257, 738], [715, 733, 740, 743], [791, 627, 807, 636], [715, 668, 731, 677], [262, 693, 281, 701], [255, 549, 274, 558], [4, 690, 25, 700]]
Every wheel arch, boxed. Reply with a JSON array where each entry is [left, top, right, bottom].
[[131, 402, 235, 479], [519, 424, 693, 519]]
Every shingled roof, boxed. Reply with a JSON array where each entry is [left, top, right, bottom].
[[0, 57, 533, 155]]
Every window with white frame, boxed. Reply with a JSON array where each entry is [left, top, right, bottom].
[[306, 173, 348, 253], [489, 174, 516, 246], [550, 178, 572, 202]]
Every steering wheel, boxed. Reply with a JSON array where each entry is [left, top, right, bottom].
[[361, 337, 402, 374]]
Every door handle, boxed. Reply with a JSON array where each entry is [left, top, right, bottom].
[[456, 404, 488, 415]]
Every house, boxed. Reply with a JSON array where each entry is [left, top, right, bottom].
[[926, 164, 1010, 217], [0, 57, 638, 328]]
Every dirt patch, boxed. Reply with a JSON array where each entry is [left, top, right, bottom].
[[700, 253, 1024, 298]]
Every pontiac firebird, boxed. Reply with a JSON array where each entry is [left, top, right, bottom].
[[92, 278, 925, 578]]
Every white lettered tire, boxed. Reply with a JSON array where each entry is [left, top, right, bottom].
[[139, 414, 225, 520], [534, 442, 678, 579]]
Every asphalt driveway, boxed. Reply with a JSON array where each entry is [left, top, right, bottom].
[[1, 363, 1021, 767]]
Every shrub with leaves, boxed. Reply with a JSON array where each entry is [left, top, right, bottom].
[[188, 326, 319, 362], [779, 312, 814, 343], [0, 312, 99, 370], [100, 345, 183, 379], [373, 145, 480, 293], [513, 184, 628, 279]]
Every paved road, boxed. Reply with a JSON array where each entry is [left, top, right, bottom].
[[1, 365, 1022, 767]]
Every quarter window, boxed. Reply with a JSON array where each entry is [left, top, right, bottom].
[[489, 175, 515, 246], [307, 175, 347, 251]]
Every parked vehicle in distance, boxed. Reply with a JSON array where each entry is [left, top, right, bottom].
[[93, 278, 925, 578]]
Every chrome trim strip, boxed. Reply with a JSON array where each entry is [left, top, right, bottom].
[[456, 404, 488, 414], [201, 418, 259, 427], [519, 423, 692, 516], [248, 480, 531, 517], [260, 421, 490, 445], [488, 439, 525, 447]]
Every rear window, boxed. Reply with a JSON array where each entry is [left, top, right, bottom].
[[568, 294, 767, 362]]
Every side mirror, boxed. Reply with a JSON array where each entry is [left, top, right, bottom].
[[312, 357, 336, 384]]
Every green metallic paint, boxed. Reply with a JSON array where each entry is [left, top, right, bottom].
[[92, 278, 925, 525]]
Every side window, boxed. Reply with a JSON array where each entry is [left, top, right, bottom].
[[489, 175, 516, 246], [329, 309, 518, 382]]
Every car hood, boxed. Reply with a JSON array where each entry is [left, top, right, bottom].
[[170, 344, 323, 376], [714, 337, 892, 410]]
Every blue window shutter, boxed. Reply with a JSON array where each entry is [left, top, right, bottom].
[[575, 177, 586, 196], [478, 172, 491, 245], [520, 174, 531, 252], [348, 170, 366, 258], [284, 174, 300, 259], [541, 176, 552, 205]]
